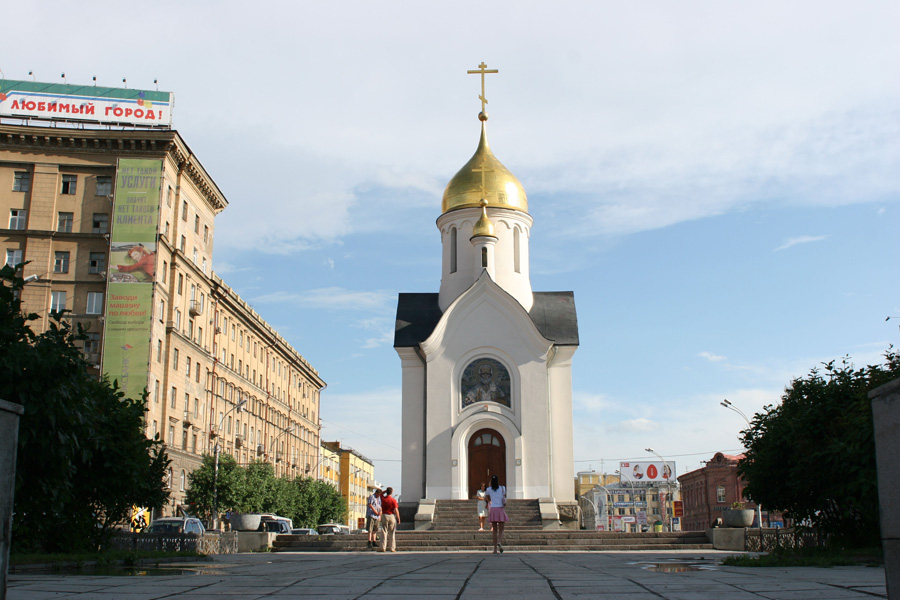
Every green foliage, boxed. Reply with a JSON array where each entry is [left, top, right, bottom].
[[1, 264, 170, 553], [738, 349, 900, 547], [186, 457, 346, 527]]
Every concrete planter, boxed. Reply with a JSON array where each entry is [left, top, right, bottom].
[[229, 513, 262, 531], [723, 508, 755, 528]]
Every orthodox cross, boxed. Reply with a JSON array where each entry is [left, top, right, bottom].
[[467, 62, 498, 117], [471, 155, 493, 202]]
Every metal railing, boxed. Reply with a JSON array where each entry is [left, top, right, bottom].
[[108, 531, 238, 554], [745, 528, 826, 552]]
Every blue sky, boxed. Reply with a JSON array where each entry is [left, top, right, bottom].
[[8, 0, 899, 496]]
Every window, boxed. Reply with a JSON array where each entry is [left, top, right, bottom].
[[202, 257, 207, 274], [173, 349, 179, 369], [157, 340, 162, 362], [61, 174, 77, 195], [162, 261, 168, 280], [180, 235, 186, 252], [449, 227, 457, 273], [174, 309, 181, 329], [177, 273, 183, 294], [170, 387, 177, 408], [50, 291, 67, 313], [192, 248, 198, 264], [53, 251, 70, 273], [158, 299, 165, 322], [197, 327, 202, 346], [57, 212, 74, 233], [154, 380, 160, 404], [164, 221, 170, 237], [203, 224, 209, 243], [9, 209, 26, 230], [6, 249, 22, 268], [168, 426, 174, 447], [167, 186, 173, 207], [84, 332, 100, 354], [514, 228, 521, 273], [182, 201, 188, 221], [195, 362, 200, 382], [13, 171, 30, 192], [86, 292, 104, 314], [91, 213, 108, 234], [186, 357, 191, 378], [152, 420, 158, 438], [194, 215, 200, 234], [717, 485, 726, 503], [96, 176, 112, 196], [89, 252, 106, 274], [184, 392, 190, 410]]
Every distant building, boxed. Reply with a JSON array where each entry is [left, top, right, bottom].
[[677, 452, 780, 530], [322, 441, 375, 529], [0, 87, 325, 518]]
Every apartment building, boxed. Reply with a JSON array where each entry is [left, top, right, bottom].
[[1, 112, 325, 516]]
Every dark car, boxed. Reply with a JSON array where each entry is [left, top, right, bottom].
[[257, 517, 291, 534], [145, 517, 205, 534]]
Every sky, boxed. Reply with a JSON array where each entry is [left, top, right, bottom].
[[6, 1, 900, 497]]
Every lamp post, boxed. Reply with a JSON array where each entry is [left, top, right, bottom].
[[213, 397, 246, 530], [721, 398, 764, 529], [268, 425, 295, 474], [645, 447, 672, 531]]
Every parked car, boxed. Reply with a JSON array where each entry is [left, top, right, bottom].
[[291, 528, 317, 536], [257, 515, 292, 534], [258, 513, 293, 529], [317, 523, 350, 535], [145, 517, 205, 535]]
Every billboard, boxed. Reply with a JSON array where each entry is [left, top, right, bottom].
[[101, 158, 162, 398], [619, 461, 676, 483], [0, 79, 173, 127]]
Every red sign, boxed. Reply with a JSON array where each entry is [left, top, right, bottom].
[[673, 501, 684, 517]]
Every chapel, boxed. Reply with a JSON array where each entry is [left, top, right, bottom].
[[394, 64, 579, 505]]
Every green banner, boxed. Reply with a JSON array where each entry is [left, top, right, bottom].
[[101, 158, 162, 398]]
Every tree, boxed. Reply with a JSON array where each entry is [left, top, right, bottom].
[[186, 458, 346, 528], [738, 348, 900, 547], [0, 265, 170, 553]]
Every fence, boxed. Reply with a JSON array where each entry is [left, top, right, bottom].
[[108, 531, 239, 555], [744, 528, 826, 552]]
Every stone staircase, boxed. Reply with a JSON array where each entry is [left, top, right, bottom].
[[432, 499, 542, 530], [272, 529, 713, 552]]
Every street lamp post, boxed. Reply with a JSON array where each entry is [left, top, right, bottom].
[[268, 425, 295, 474], [721, 398, 764, 529], [645, 447, 672, 531], [213, 397, 246, 530]]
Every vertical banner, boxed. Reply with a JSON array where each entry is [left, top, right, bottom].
[[101, 158, 162, 398]]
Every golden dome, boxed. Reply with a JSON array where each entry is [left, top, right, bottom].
[[441, 122, 528, 214], [471, 199, 497, 238]]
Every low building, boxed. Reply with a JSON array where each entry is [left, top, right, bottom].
[[322, 441, 375, 529], [677, 452, 780, 530]]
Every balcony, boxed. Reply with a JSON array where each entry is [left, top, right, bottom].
[[235, 435, 243, 449], [189, 300, 203, 317]]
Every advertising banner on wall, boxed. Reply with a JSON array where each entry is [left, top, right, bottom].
[[101, 158, 162, 398], [0, 79, 173, 127], [619, 461, 676, 483]]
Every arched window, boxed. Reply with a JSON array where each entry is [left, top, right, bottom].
[[180, 470, 186, 491], [450, 227, 458, 273]]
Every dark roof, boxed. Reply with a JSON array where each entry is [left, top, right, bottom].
[[394, 291, 578, 348]]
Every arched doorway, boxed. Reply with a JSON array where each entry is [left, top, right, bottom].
[[467, 428, 506, 499]]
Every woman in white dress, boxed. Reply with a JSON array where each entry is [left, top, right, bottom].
[[475, 482, 487, 531]]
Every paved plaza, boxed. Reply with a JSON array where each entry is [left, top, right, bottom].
[[7, 550, 888, 600]]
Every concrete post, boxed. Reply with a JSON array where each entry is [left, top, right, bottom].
[[869, 378, 900, 600], [0, 399, 24, 600]]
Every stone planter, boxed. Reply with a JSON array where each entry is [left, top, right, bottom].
[[723, 508, 755, 528], [229, 513, 262, 532]]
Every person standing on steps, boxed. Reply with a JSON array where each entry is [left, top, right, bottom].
[[484, 475, 508, 553], [379, 487, 400, 552], [475, 482, 488, 531], [365, 488, 382, 549]]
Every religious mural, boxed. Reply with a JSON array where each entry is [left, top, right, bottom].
[[461, 358, 511, 408]]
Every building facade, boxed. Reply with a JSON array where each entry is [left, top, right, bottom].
[[677, 452, 776, 531], [0, 121, 326, 517], [322, 441, 375, 529]]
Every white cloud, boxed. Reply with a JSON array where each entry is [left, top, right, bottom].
[[698, 351, 727, 362], [610, 417, 658, 433], [362, 330, 394, 350], [250, 288, 394, 313], [774, 235, 828, 252]]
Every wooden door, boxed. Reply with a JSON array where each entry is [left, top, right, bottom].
[[467, 429, 506, 498]]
